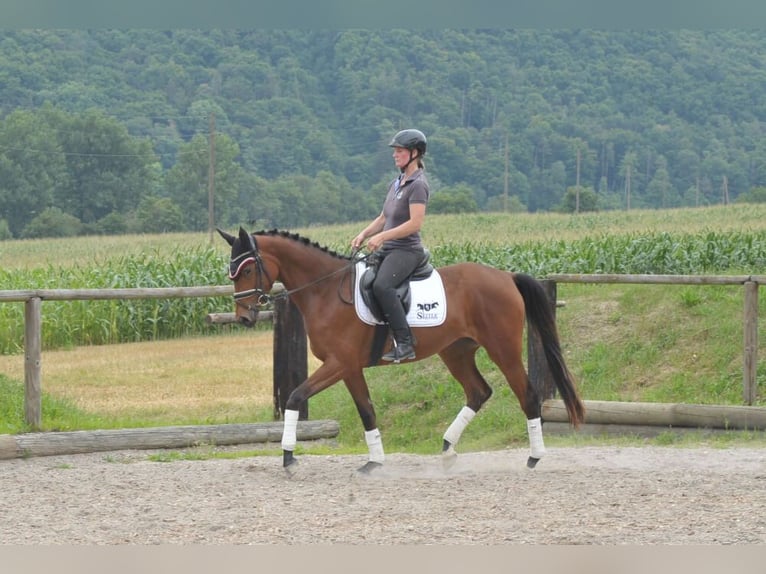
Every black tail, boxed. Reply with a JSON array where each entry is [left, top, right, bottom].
[[513, 273, 585, 427]]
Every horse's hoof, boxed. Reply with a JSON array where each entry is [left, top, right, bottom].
[[284, 458, 299, 477], [283, 450, 299, 477], [526, 456, 540, 469], [442, 445, 458, 470], [357, 461, 383, 475]]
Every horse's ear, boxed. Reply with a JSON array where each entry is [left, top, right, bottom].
[[238, 226, 258, 252], [217, 228, 235, 246]]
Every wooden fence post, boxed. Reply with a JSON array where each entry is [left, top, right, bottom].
[[272, 296, 308, 421], [743, 281, 758, 405], [24, 297, 42, 430], [528, 279, 557, 400]]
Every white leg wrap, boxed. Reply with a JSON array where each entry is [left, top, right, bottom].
[[527, 417, 546, 459], [443, 406, 476, 446], [365, 428, 385, 463], [281, 409, 300, 452]]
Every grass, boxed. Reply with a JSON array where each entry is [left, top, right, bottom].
[[1, 205, 765, 456], [0, 331, 280, 432]]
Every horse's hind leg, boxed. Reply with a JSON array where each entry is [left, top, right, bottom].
[[343, 371, 385, 474], [438, 339, 493, 467], [482, 336, 546, 468]]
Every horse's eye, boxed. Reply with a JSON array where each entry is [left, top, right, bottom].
[[243, 267, 252, 276]]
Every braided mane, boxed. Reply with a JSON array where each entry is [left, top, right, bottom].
[[254, 229, 351, 261]]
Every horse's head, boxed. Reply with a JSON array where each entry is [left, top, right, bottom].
[[218, 226, 277, 328]]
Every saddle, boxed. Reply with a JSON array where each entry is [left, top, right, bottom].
[[359, 250, 434, 323]]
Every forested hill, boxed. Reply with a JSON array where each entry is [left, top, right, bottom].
[[1, 29, 765, 238]]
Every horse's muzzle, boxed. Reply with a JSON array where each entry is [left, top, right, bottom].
[[237, 308, 259, 328]]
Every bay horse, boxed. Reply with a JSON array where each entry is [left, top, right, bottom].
[[219, 227, 584, 473]]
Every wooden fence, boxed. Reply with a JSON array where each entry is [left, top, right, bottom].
[[0, 284, 307, 430], [3, 273, 763, 436], [545, 274, 763, 405], [531, 273, 764, 436]]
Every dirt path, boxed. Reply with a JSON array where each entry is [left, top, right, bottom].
[[1, 445, 764, 545]]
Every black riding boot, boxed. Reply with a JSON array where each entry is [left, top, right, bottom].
[[381, 301, 416, 363], [374, 271, 417, 363], [382, 325, 416, 363]]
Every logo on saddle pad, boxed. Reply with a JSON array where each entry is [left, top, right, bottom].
[[354, 261, 447, 327]]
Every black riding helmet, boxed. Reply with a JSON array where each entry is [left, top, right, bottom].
[[388, 129, 427, 156], [389, 129, 427, 172]]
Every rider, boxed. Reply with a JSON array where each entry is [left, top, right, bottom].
[[351, 128, 430, 362]]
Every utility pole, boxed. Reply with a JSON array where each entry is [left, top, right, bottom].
[[575, 146, 581, 214], [503, 131, 509, 212], [576, 146, 581, 187], [208, 111, 216, 244], [696, 175, 700, 207]]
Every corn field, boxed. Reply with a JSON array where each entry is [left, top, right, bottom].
[[2, 209, 766, 354], [0, 246, 230, 354]]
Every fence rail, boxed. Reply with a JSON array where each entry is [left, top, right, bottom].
[[0, 285, 232, 302], [9, 285, 234, 429], [2, 274, 762, 434], [546, 273, 762, 405]]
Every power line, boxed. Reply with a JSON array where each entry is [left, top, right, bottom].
[[0, 144, 210, 160]]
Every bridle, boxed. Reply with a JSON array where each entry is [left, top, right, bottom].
[[228, 234, 368, 312]]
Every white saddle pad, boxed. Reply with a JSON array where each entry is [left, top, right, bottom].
[[353, 261, 447, 327]]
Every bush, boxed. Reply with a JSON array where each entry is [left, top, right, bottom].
[[559, 186, 599, 213], [0, 219, 12, 240], [95, 211, 130, 235], [485, 195, 526, 213], [429, 185, 479, 214], [133, 197, 185, 233], [21, 207, 83, 238], [736, 187, 766, 204]]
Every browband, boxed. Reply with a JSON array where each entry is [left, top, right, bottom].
[[229, 255, 256, 279]]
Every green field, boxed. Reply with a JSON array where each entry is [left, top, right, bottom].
[[1, 205, 765, 453]]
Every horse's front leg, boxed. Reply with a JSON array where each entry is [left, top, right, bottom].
[[281, 360, 344, 473], [343, 371, 384, 474]]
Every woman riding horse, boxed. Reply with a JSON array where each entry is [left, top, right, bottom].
[[352, 129, 430, 363], [220, 227, 585, 474]]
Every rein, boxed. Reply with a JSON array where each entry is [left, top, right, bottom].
[[232, 243, 369, 310]]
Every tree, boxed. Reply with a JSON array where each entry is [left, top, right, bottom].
[[21, 207, 82, 238], [0, 219, 12, 240], [132, 197, 185, 233], [429, 184, 479, 214], [618, 151, 639, 210], [0, 109, 68, 236], [164, 133, 245, 230], [529, 161, 566, 212], [559, 186, 598, 213], [50, 109, 159, 224], [736, 186, 766, 204], [2, 29, 766, 221], [645, 156, 678, 208]]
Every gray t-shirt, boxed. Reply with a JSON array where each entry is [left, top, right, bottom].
[[382, 169, 429, 250]]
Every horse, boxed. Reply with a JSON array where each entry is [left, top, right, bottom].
[[218, 226, 584, 474]]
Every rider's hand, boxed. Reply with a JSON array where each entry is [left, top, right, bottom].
[[366, 233, 384, 251], [351, 233, 365, 250]]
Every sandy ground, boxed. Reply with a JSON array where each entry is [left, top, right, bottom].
[[1, 445, 764, 545]]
